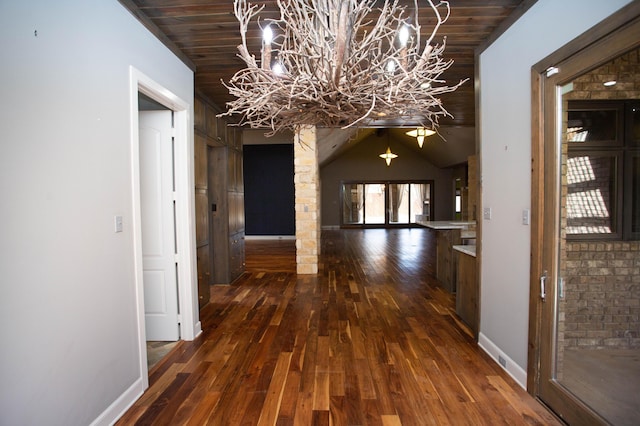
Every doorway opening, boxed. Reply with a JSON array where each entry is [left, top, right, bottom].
[[130, 67, 199, 389], [138, 93, 179, 371]]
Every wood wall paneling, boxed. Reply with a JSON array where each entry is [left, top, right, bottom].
[[195, 93, 245, 306]]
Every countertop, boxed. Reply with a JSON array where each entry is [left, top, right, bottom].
[[461, 230, 476, 239], [416, 220, 476, 230], [453, 244, 476, 257]]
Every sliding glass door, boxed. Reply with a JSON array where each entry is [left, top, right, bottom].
[[341, 180, 433, 227], [532, 14, 640, 425], [388, 183, 409, 224], [342, 183, 364, 225], [364, 183, 386, 224]]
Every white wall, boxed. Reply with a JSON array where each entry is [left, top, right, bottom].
[[0, 1, 193, 425], [478, 0, 631, 385]]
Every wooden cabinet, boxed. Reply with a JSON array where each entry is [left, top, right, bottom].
[[455, 247, 478, 339], [436, 228, 461, 293], [196, 245, 210, 308], [194, 100, 211, 308], [194, 93, 245, 306], [209, 144, 245, 284]]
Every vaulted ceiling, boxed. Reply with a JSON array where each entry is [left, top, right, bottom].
[[122, 0, 531, 165]]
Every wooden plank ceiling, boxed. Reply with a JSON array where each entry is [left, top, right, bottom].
[[124, 0, 528, 128]]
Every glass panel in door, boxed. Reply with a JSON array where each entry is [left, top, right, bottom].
[[342, 183, 364, 225], [538, 43, 640, 425], [364, 183, 385, 224], [630, 154, 640, 236], [388, 183, 409, 224], [411, 183, 431, 222]]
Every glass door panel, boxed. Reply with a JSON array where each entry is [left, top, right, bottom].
[[537, 42, 640, 425], [554, 86, 640, 426], [364, 183, 385, 224], [411, 183, 431, 222], [388, 183, 409, 224], [342, 183, 364, 225], [630, 154, 640, 236], [341, 181, 434, 227]]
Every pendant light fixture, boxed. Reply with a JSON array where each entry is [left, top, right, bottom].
[[379, 147, 398, 166], [220, 0, 467, 135], [406, 127, 435, 148]]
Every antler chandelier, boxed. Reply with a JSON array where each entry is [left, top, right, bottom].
[[220, 0, 466, 134]]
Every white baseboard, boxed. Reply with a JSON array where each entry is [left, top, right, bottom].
[[192, 321, 202, 340], [478, 332, 527, 390], [90, 377, 144, 426]]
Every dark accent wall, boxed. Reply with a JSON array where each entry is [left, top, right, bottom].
[[243, 144, 295, 235]]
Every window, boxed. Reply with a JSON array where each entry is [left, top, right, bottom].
[[567, 100, 640, 240], [340, 180, 434, 227]]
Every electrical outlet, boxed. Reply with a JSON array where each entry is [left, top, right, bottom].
[[498, 355, 507, 368]]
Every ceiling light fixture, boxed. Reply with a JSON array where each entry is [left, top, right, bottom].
[[379, 146, 398, 166], [261, 25, 273, 69], [603, 80, 617, 87], [406, 127, 436, 147], [220, 0, 467, 135]]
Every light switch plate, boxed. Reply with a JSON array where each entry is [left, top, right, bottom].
[[522, 209, 530, 225], [483, 207, 492, 220], [115, 215, 123, 233]]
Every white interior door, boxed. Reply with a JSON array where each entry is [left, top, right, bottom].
[[139, 110, 180, 341]]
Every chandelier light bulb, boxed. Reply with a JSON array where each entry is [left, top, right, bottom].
[[272, 62, 285, 75], [263, 25, 273, 44], [387, 59, 396, 73], [399, 25, 410, 47]]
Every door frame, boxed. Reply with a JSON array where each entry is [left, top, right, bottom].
[[129, 67, 200, 388], [528, 1, 640, 421]]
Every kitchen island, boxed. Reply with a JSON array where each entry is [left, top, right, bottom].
[[453, 244, 478, 338], [417, 221, 475, 292]]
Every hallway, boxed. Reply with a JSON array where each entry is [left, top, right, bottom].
[[118, 229, 560, 425]]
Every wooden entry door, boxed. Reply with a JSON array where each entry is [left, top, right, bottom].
[[530, 8, 640, 425]]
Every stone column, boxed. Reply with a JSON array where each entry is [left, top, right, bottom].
[[294, 125, 320, 274]]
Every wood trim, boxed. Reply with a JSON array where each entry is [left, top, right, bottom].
[[118, 0, 196, 72], [531, 1, 640, 74], [527, 67, 544, 395], [473, 37, 483, 356]]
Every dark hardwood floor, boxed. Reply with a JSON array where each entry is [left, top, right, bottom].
[[118, 228, 561, 425]]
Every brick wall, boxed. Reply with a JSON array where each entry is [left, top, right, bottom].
[[568, 48, 640, 100], [561, 241, 640, 350], [566, 155, 614, 234]]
